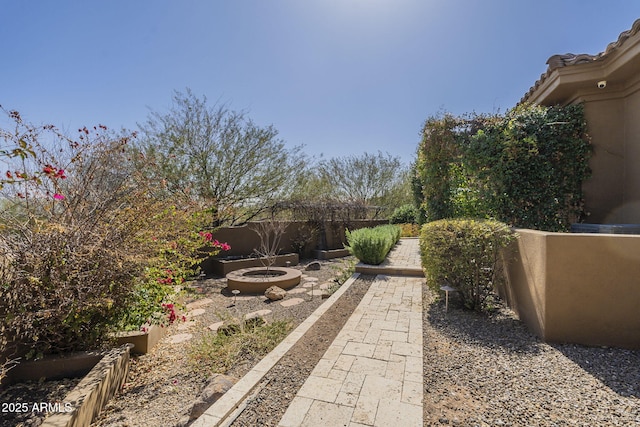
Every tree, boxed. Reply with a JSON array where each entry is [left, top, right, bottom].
[[136, 89, 306, 225], [315, 151, 410, 215]]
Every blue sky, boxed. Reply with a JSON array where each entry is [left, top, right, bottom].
[[2, 1, 640, 165]]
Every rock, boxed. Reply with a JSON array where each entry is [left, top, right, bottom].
[[208, 321, 224, 332], [305, 261, 321, 271], [187, 374, 238, 421], [265, 286, 286, 301]]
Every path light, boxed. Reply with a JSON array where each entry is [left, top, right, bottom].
[[231, 289, 240, 306], [440, 283, 457, 314]]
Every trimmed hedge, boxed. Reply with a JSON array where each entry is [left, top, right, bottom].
[[346, 225, 401, 265], [420, 219, 515, 311]]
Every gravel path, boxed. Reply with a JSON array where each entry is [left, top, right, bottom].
[[422, 283, 640, 426]]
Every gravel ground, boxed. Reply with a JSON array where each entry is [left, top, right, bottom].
[[0, 377, 81, 427], [422, 283, 640, 426], [92, 257, 356, 427], [4, 261, 639, 427]]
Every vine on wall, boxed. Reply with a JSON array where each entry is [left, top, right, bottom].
[[413, 104, 591, 231]]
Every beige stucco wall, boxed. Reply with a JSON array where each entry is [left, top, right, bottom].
[[581, 83, 640, 223], [582, 98, 626, 223], [209, 219, 387, 258], [623, 86, 640, 221], [503, 228, 640, 349]]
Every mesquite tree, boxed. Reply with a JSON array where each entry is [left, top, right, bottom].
[[135, 89, 306, 226]]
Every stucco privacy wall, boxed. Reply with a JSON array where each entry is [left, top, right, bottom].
[[207, 219, 386, 258], [503, 228, 640, 349], [522, 18, 640, 223]]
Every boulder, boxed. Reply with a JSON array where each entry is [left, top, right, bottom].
[[305, 261, 321, 271], [265, 286, 286, 301], [187, 374, 238, 421]]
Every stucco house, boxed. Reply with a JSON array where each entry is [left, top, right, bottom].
[[522, 18, 640, 224], [503, 19, 640, 349]]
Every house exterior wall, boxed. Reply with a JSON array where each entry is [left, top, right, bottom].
[[623, 85, 640, 221], [582, 98, 626, 222], [503, 228, 640, 349]]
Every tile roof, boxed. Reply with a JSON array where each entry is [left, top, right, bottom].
[[521, 18, 640, 104]]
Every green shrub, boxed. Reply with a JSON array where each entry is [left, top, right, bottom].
[[389, 204, 418, 224], [346, 224, 401, 265], [419, 219, 515, 311], [464, 104, 591, 231], [413, 105, 591, 231]]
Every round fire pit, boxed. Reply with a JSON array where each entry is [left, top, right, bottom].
[[225, 267, 302, 293]]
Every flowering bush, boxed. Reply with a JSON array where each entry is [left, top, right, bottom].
[[0, 107, 229, 366], [116, 223, 230, 331]]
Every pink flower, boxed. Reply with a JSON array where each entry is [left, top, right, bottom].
[[199, 231, 212, 241], [53, 193, 65, 200], [221, 243, 231, 251]]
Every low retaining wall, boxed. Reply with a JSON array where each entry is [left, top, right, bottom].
[[42, 344, 132, 427], [2, 350, 104, 387], [502, 228, 640, 349], [202, 253, 299, 277], [114, 324, 166, 355], [314, 248, 351, 260]]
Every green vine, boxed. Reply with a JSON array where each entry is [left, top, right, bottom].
[[413, 104, 591, 231]]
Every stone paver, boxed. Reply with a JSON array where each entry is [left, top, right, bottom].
[[208, 321, 224, 332], [168, 332, 193, 344], [244, 309, 272, 320], [187, 308, 206, 317], [280, 298, 305, 307], [277, 241, 424, 427], [355, 238, 423, 277], [194, 238, 424, 427], [186, 297, 214, 309]]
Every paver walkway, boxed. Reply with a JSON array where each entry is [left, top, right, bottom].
[[355, 238, 423, 277], [278, 239, 424, 426]]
